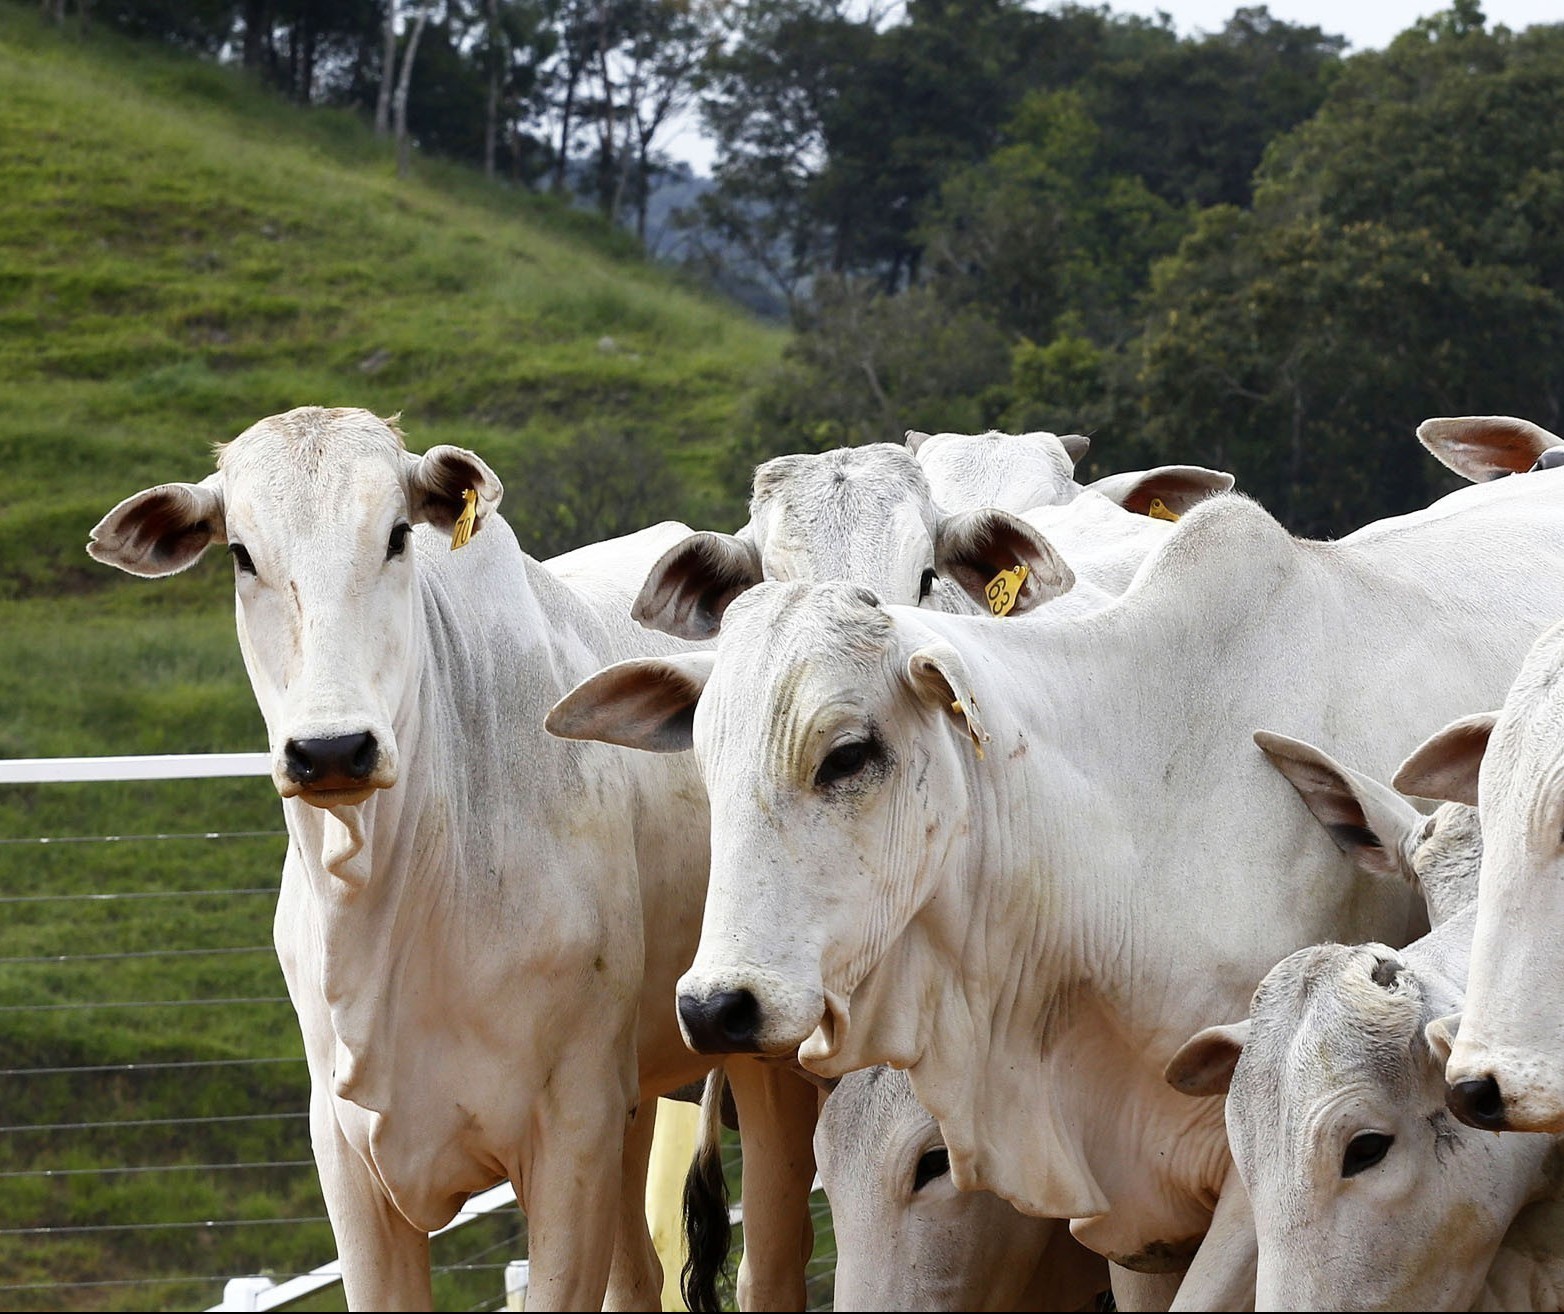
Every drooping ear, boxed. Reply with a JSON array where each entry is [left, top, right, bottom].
[[907, 641, 989, 755], [1255, 730, 1422, 882], [544, 653, 715, 753], [1059, 433, 1090, 465], [87, 474, 226, 577], [1426, 1012, 1461, 1066], [1086, 465, 1236, 517], [934, 509, 1075, 615], [1393, 712, 1498, 807], [904, 429, 933, 455], [632, 532, 764, 640], [1416, 416, 1564, 482], [405, 445, 503, 535], [1165, 1021, 1251, 1098]]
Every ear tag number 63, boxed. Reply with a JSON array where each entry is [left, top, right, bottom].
[[985, 563, 1029, 617]]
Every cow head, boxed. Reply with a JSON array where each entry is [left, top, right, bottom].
[[907, 428, 1090, 514], [88, 407, 501, 809], [632, 443, 1073, 639], [816, 1064, 1092, 1310], [1167, 934, 1544, 1312], [1396, 622, 1564, 1135], [549, 581, 1038, 1062]]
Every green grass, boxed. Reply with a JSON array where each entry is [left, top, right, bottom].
[[0, 2, 785, 1306]]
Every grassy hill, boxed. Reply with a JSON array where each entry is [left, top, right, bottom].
[[0, 4, 782, 1307]]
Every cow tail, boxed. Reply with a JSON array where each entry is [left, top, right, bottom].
[[681, 1067, 733, 1314]]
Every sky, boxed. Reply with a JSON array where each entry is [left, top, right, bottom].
[[660, 0, 1563, 174]]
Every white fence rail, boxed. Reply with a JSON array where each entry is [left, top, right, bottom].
[[0, 754, 837, 1311]]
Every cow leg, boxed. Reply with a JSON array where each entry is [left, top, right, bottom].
[[519, 1086, 631, 1312], [725, 1058, 818, 1311], [311, 1097, 432, 1310], [1109, 1265, 1186, 1312], [604, 1099, 662, 1312], [1168, 1171, 1256, 1312]]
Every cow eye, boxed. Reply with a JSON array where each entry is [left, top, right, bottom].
[[228, 543, 256, 576], [816, 738, 876, 787], [918, 567, 936, 601], [387, 522, 412, 560], [1342, 1131, 1393, 1178], [913, 1146, 950, 1191]]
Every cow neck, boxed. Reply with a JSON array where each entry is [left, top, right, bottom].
[[293, 529, 551, 1115]]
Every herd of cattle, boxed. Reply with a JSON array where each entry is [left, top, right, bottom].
[[82, 407, 1564, 1311]]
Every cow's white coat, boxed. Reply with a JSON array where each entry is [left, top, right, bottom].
[[550, 472, 1564, 1283], [87, 408, 816, 1311]]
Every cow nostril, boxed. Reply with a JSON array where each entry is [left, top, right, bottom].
[[347, 732, 378, 780], [1447, 1075, 1507, 1130], [678, 989, 763, 1054], [283, 739, 318, 783]]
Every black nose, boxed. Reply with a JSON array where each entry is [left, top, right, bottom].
[[1447, 1075, 1508, 1130], [678, 990, 762, 1054], [1531, 446, 1564, 472], [283, 733, 379, 787]]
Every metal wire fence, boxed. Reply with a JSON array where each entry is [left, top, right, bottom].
[[0, 761, 835, 1311]]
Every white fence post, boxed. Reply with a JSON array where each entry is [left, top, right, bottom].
[[504, 1258, 530, 1310]]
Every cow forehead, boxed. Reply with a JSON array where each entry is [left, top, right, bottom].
[[752, 445, 936, 532], [919, 430, 1076, 504], [217, 406, 407, 519], [704, 582, 898, 759], [1237, 943, 1428, 1119], [819, 1067, 928, 1168]]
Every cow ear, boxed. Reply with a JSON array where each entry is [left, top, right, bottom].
[[1059, 433, 1090, 465], [406, 445, 503, 535], [1416, 416, 1564, 482], [904, 429, 933, 455], [545, 653, 715, 753], [1086, 465, 1235, 517], [633, 532, 763, 639], [907, 641, 989, 754], [1165, 1021, 1250, 1098], [934, 509, 1074, 615], [1255, 730, 1421, 882], [1393, 712, 1497, 807], [88, 475, 226, 577], [1426, 1012, 1461, 1066]]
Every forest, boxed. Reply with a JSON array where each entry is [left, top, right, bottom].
[[39, 0, 1564, 535]]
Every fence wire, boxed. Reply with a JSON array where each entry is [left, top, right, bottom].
[[1, 771, 837, 1311]]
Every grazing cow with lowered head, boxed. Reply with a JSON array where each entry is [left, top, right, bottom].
[[548, 470, 1564, 1307], [817, 1064, 1109, 1311], [87, 407, 817, 1310]]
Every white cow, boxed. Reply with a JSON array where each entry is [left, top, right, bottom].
[[1415, 414, 1564, 483], [816, 1064, 1109, 1311], [907, 426, 1232, 515], [633, 442, 1086, 638], [906, 428, 1235, 595], [86, 407, 817, 1311], [1392, 616, 1564, 1139], [1168, 734, 1564, 1310], [547, 472, 1564, 1304]]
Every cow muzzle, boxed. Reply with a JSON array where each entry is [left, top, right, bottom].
[[675, 968, 823, 1059], [278, 732, 391, 806], [1445, 1041, 1564, 1133]]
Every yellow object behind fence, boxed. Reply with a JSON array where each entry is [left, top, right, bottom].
[[646, 1096, 703, 1311]]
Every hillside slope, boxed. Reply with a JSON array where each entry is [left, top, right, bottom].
[[0, 1, 779, 759]]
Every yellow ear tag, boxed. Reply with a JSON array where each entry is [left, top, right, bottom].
[[984, 563, 1029, 618], [450, 488, 478, 551], [1147, 497, 1180, 523], [950, 698, 988, 761]]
